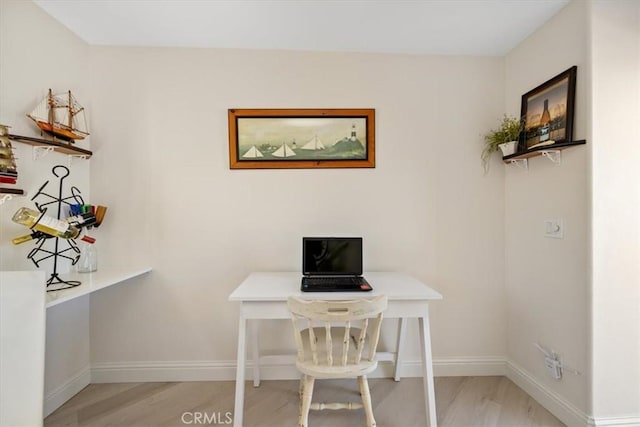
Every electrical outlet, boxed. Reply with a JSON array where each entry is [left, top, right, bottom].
[[544, 356, 563, 379]]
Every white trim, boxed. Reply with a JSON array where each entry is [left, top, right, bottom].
[[44, 365, 91, 417], [506, 360, 589, 427], [432, 356, 506, 377], [91, 360, 238, 383], [588, 416, 640, 427], [85, 358, 637, 427], [90, 356, 506, 383]]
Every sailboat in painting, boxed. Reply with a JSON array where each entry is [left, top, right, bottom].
[[272, 143, 296, 158], [27, 89, 89, 143], [242, 145, 264, 158], [301, 135, 325, 150]]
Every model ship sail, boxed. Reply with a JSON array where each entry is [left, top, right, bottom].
[[0, 124, 18, 184], [27, 89, 89, 142]]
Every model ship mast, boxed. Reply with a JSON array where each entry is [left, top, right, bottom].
[[27, 89, 89, 143]]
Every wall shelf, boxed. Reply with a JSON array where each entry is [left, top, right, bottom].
[[0, 188, 25, 204], [0, 187, 24, 195], [45, 267, 152, 308], [502, 140, 586, 165], [8, 134, 92, 158]]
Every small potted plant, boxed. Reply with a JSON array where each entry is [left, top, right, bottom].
[[481, 115, 522, 173]]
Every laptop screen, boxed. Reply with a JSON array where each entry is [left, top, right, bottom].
[[302, 237, 363, 276]]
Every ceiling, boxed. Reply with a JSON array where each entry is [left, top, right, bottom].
[[33, 0, 570, 56]]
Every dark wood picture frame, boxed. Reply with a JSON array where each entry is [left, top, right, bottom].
[[228, 108, 375, 169], [520, 66, 577, 150]]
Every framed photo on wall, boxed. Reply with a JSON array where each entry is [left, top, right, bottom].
[[521, 66, 577, 150], [228, 108, 375, 169]]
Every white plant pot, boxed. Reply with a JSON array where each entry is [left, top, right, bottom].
[[499, 141, 518, 156]]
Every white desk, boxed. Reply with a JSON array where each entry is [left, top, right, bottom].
[[228, 272, 443, 427], [45, 267, 152, 308]]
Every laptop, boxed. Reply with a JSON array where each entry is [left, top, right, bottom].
[[301, 237, 372, 292]]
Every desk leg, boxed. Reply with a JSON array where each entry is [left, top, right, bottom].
[[251, 320, 260, 387], [394, 317, 408, 381], [233, 314, 247, 427], [419, 310, 437, 427]]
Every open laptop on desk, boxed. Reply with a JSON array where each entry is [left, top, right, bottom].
[[301, 237, 372, 292]]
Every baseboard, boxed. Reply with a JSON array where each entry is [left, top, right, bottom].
[[588, 415, 640, 427], [60, 358, 640, 426], [432, 356, 506, 377], [506, 360, 589, 427], [91, 360, 239, 383], [90, 356, 506, 384], [92, 360, 384, 383], [44, 365, 91, 417]]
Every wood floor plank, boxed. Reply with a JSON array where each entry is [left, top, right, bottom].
[[44, 376, 565, 427]]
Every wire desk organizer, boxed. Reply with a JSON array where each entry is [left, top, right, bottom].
[[26, 165, 86, 291]]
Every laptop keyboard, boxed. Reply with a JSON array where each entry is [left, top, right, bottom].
[[301, 276, 372, 291]]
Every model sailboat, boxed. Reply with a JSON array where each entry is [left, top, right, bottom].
[[27, 89, 89, 143], [0, 124, 18, 184]]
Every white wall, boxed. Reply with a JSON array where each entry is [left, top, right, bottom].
[[1, 1, 509, 414], [590, 0, 640, 422], [22, 0, 640, 422], [0, 0, 92, 414], [504, 0, 590, 419], [87, 47, 507, 370], [3, 1, 638, 424]]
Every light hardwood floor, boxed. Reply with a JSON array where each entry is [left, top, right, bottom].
[[44, 376, 565, 427]]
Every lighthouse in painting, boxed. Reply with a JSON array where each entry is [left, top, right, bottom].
[[350, 123, 357, 141]]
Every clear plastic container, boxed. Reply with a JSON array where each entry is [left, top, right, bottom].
[[77, 242, 97, 273]]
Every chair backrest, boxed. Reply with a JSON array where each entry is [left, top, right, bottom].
[[288, 296, 387, 368]]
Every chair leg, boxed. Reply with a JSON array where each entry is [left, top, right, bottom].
[[358, 375, 376, 427], [299, 375, 315, 427], [299, 377, 304, 404]]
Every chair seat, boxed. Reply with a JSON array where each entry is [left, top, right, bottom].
[[296, 327, 378, 379]]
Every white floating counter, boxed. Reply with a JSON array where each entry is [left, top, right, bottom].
[[45, 267, 152, 308]]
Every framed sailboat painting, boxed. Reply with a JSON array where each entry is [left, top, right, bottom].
[[228, 108, 375, 169]]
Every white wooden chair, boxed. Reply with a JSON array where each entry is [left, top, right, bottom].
[[287, 295, 388, 427]]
